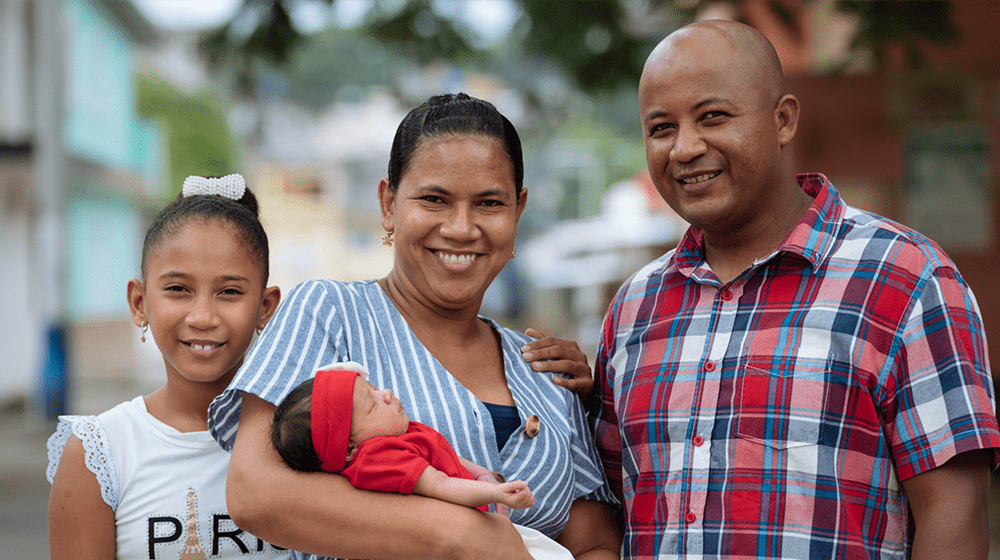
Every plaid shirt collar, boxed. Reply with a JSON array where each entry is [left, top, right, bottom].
[[666, 173, 843, 278]]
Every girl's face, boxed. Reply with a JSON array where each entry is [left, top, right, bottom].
[[128, 218, 278, 392], [379, 134, 527, 312]]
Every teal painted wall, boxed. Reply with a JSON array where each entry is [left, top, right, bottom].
[[62, 0, 140, 170]]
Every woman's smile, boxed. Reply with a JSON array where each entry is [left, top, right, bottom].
[[432, 250, 478, 265]]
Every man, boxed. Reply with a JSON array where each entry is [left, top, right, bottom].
[[590, 19, 1000, 559]]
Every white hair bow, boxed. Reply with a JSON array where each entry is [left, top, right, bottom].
[[181, 174, 246, 200]]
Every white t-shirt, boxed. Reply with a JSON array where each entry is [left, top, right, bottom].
[[48, 395, 289, 560]]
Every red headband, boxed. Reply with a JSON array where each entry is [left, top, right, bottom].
[[311, 362, 368, 473]]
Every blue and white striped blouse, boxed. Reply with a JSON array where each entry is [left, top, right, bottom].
[[208, 279, 616, 558]]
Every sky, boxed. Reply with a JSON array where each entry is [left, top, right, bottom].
[[133, 0, 242, 30], [133, 0, 518, 42]]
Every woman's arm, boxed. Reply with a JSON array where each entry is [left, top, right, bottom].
[[413, 466, 535, 510], [227, 392, 534, 560], [48, 435, 116, 560], [555, 499, 622, 560]]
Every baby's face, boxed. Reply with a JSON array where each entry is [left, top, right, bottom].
[[349, 379, 410, 444]]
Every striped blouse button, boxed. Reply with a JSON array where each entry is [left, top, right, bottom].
[[720, 289, 733, 301], [685, 512, 697, 524], [525, 415, 541, 437], [692, 435, 704, 447], [704, 361, 715, 372]]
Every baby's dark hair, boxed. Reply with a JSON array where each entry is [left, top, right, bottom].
[[271, 378, 323, 472], [387, 92, 524, 196], [139, 185, 269, 284]]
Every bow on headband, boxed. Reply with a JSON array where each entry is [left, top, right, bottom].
[[181, 174, 246, 200]]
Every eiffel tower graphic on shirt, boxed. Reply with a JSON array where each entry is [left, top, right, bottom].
[[178, 488, 208, 560]]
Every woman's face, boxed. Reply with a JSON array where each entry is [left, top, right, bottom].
[[380, 134, 527, 312]]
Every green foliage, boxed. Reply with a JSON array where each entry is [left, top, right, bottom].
[[364, 0, 482, 65], [136, 72, 239, 200], [839, 0, 960, 67], [517, 0, 652, 92], [282, 26, 405, 108], [201, 0, 964, 102]]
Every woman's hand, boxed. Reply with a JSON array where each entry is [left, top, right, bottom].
[[521, 328, 594, 400]]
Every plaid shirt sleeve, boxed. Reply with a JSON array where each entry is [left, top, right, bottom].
[[884, 265, 1000, 480], [590, 285, 625, 493]]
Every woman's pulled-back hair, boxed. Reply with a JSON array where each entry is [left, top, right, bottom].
[[271, 378, 323, 472], [387, 92, 524, 195], [139, 184, 269, 284]]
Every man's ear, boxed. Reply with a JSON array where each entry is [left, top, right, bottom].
[[257, 286, 281, 331], [126, 278, 147, 328], [775, 93, 800, 147], [377, 178, 395, 234]]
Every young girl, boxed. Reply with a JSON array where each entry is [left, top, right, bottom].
[[46, 175, 285, 560]]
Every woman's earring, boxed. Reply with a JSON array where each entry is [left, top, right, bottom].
[[510, 249, 516, 259], [256, 325, 263, 336], [140, 323, 148, 343], [382, 231, 394, 247]]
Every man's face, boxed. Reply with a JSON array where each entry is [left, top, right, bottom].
[[638, 30, 785, 238]]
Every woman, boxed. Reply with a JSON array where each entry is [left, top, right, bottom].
[[209, 93, 621, 560]]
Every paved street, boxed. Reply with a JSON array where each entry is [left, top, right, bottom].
[[0, 410, 51, 560], [0, 377, 156, 560]]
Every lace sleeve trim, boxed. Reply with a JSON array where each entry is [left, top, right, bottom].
[[46, 415, 120, 511]]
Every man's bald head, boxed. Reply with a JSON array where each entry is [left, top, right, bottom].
[[643, 20, 785, 108]]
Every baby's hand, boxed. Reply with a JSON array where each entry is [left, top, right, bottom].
[[497, 480, 535, 510]]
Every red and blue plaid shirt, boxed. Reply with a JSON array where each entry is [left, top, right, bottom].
[[592, 173, 1000, 559]]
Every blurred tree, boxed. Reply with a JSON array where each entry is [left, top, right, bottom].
[[198, 0, 962, 99], [838, 0, 960, 67], [281, 26, 407, 108], [137, 72, 239, 201]]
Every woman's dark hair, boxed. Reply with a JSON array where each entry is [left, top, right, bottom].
[[387, 92, 524, 195], [139, 185, 269, 285], [271, 378, 323, 472]]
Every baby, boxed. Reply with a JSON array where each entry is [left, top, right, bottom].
[[271, 362, 534, 514]]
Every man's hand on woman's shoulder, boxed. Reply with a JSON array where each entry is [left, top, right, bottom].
[[521, 328, 594, 400]]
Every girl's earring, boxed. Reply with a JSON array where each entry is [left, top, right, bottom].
[[382, 231, 394, 247], [256, 325, 263, 336], [140, 323, 148, 343], [510, 249, 516, 259]]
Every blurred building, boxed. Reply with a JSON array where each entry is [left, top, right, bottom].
[[521, 173, 687, 354], [0, 0, 164, 412], [235, 92, 403, 294]]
